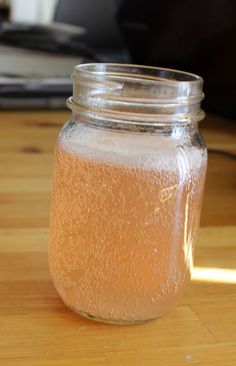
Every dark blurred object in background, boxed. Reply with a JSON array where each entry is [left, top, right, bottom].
[[55, 0, 129, 62], [0, 22, 94, 59], [117, 0, 236, 119], [0, 0, 10, 22]]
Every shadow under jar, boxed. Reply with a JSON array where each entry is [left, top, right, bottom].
[[49, 63, 207, 324]]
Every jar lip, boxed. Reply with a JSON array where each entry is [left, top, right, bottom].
[[73, 63, 203, 86], [70, 63, 205, 126]]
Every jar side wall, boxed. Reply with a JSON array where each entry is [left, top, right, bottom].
[[49, 118, 207, 322]]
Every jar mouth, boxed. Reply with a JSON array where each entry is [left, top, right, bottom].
[[73, 63, 203, 84], [69, 63, 205, 126]]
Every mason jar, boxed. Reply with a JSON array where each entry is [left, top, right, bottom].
[[49, 63, 207, 324]]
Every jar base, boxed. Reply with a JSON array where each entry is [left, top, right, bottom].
[[66, 303, 155, 325]]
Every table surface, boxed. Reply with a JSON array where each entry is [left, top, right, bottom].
[[0, 111, 235, 366]]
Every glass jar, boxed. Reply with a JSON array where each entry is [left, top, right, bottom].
[[49, 63, 207, 324]]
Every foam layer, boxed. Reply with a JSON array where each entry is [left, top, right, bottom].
[[59, 124, 206, 172]]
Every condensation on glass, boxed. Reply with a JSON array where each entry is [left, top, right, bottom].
[[49, 63, 207, 324]]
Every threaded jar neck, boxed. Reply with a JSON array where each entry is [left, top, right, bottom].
[[68, 63, 205, 127]]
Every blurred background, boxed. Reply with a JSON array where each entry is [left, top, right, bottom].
[[0, 0, 235, 117]]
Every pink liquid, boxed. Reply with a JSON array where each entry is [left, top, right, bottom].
[[49, 133, 206, 322]]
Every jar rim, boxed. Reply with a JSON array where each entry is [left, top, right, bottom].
[[73, 63, 203, 85], [69, 63, 205, 127]]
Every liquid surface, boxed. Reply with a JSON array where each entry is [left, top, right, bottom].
[[49, 128, 207, 321]]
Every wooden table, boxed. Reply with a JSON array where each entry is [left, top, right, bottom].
[[0, 111, 235, 365]]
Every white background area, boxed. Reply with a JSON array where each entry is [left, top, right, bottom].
[[10, 0, 58, 24]]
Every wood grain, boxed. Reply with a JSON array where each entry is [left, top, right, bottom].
[[0, 111, 235, 365]]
